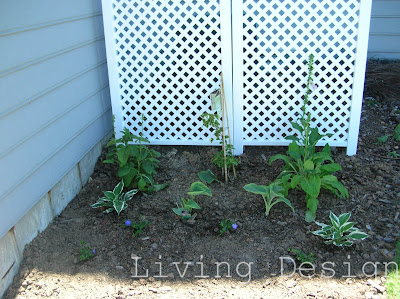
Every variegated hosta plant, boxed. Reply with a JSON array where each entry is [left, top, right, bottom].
[[91, 181, 137, 215], [312, 211, 369, 247]]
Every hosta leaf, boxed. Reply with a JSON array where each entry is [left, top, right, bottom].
[[243, 183, 268, 196], [198, 169, 220, 184], [187, 181, 212, 197], [186, 199, 201, 209], [343, 241, 354, 247], [172, 208, 184, 216], [113, 181, 124, 196], [152, 183, 168, 192], [338, 213, 351, 225], [340, 221, 355, 232], [124, 189, 138, 201], [103, 191, 115, 199], [329, 211, 340, 229], [113, 200, 126, 215], [275, 196, 295, 214], [348, 231, 369, 240]]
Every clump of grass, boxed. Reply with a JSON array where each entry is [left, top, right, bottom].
[[385, 239, 400, 299]]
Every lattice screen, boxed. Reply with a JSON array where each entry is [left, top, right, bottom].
[[103, 0, 371, 154], [108, 0, 223, 143], [235, 0, 362, 148]]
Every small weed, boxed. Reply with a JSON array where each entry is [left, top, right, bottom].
[[124, 217, 149, 237], [287, 248, 316, 264], [365, 97, 380, 108], [377, 135, 390, 144], [79, 241, 95, 261], [388, 151, 400, 158], [219, 219, 238, 236]]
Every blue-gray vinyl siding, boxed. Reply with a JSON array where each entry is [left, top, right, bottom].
[[0, 0, 112, 238], [368, 0, 400, 59]]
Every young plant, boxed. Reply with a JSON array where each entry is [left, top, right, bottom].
[[173, 182, 212, 220], [243, 182, 294, 217], [104, 116, 167, 192], [388, 151, 400, 158], [377, 135, 390, 144], [287, 248, 316, 264], [198, 169, 220, 184], [124, 217, 149, 238], [91, 181, 137, 215], [312, 211, 369, 247], [79, 241, 95, 261], [269, 54, 348, 222], [219, 219, 238, 236], [202, 112, 239, 180], [394, 124, 400, 142]]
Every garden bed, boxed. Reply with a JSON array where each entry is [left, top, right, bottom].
[[4, 65, 400, 299]]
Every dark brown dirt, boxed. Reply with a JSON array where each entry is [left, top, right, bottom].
[[4, 62, 400, 299]]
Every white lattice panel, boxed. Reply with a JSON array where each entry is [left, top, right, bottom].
[[103, 0, 371, 154], [233, 0, 371, 154], [105, 0, 226, 143]]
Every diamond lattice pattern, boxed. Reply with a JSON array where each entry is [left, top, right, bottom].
[[241, 0, 360, 145], [112, 0, 222, 142]]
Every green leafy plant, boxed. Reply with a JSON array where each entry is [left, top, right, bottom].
[[91, 181, 137, 215], [243, 182, 294, 217], [104, 116, 167, 192], [388, 151, 400, 158], [79, 241, 95, 261], [377, 134, 390, 144], [312, 211, 369, 247], [269, 54, 348, 222], [198, 169, 220, 184], [124, 217, 149, 238], [287, 248, 316, 264], [173, 182, 212, 220], [202, 112, 239, 180], [365, 97, 379, 108], [219, 219, 238, 236], [394, 124, 400, 142]]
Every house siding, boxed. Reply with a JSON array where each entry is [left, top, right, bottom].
[[368, 0, 400, 59], [0, 0, 112, 239]]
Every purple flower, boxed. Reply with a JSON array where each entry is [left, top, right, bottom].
[[125, 219, 132, 226], [310, 82, 318, 91], [232, 223, 238, 230], [92, 248, 96, 255]]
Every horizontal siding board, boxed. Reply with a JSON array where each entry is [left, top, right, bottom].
[[0, 64, 109, 157], [0, 0, 102, 33], [368, 35, 400, 53], [0, 89, 111, 198], [1, 16, 104, 72], [0, 43, 107, 117], [0, 112, 112, 238], [371, 1, 400, 16], [368, 0, 400, 59]]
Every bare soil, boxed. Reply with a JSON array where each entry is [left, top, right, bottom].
[[4, 62, 400, 299]]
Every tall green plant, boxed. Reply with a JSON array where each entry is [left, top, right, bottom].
[[270, 55, 348, 222], [104, 116, 167, 192]]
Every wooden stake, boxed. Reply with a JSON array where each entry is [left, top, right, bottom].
[[220, 72, 236, 179], [220, 75, 228, 183]]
